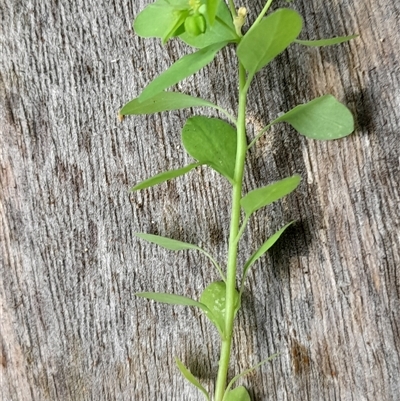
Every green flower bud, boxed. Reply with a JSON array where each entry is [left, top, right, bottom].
[[198, 4, 207, 15], [184, 14, 206, 36]]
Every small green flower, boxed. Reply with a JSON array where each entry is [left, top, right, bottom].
[[184, 14, 206, 36]]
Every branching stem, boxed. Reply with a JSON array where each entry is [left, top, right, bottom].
[[234, 215, 249, 245], [213, 61, 249, 401]]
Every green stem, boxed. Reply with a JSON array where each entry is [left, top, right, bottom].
[[213, 62, 249, 401], [227, 0, 236, 18], [246, 0, 274, 35], [222, 354, 280, 399], [213, 104, 238, 126], [199, 248, 226, 282], [247, 122, 273, 149], [234, 215, 249, 245]]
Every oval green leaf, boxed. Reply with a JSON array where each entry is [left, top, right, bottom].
[[200, 281, 239, 337], [139, 42, 228, 102], [134, 233, 200, 251], [120, 92, 216, 116], [241, 222, 294, 291], [134, 0, 189, 43], [131, 163, 201, 191], [295, 34, 358, 47], [175, 357, 210, 401], [237, 8, 302, 75], [274, 94, 354, 140], [224, 386, 251, 401], [182, 116, 237, 183], [134, 0, 175, 38], [241, 175, 301, 217]]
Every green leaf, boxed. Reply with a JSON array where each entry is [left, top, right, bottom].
[[237, 8, 302, 75], [206, 0, 220, 25], [162, 11, 188, 43], [139, 42, 228, 102], [131, 163, 201, 191], [175, 357, 210, 401], [180, 1, 238, 48], [120, 92, 216, 116], [134, 0, 188, 43], [241, 222, 294, 289], [136, 292, 206, 309], [223, 354, 279, 399], [200, 281, 239, 337], [134, 233, 199, 251], [136, 291, 224, 335], [241, 175, 301, 217], [274, 94, 354, 140], [182, 116, 237, 183], [134, 0, 174, 38], [224, 386, 250, 401], [295, 34, 358, 47], [135, 232, 226, 282]]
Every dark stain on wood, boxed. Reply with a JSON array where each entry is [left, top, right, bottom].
[[0, 341, 7, 369], [290, 338, 310, 376]]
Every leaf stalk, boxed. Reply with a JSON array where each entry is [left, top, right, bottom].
[[246, 0, 274, 35]]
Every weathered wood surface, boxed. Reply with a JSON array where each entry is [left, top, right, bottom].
[[1, 0, 399, 400]]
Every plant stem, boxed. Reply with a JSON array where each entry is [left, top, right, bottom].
[[213, 61, 248, 401], [234, 215, 249, 245], [227, 0, 236, 18], [246, 0, 274, 35], [199, 248, 226, 282], [247, 122, 273, 149]]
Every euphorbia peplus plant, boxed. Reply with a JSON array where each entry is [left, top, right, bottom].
[[120, 0, 356, 399]]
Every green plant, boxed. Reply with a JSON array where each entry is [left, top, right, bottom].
[[120, 1, 356, 399]]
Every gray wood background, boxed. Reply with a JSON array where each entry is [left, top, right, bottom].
[[1, 0, 399, 400]]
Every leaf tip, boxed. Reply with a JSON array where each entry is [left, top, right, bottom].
[[133, 232, 145, 241], [294, 173, 302, 182]]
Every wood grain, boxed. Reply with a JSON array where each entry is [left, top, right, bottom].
[[1, 0, 399, 400]]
